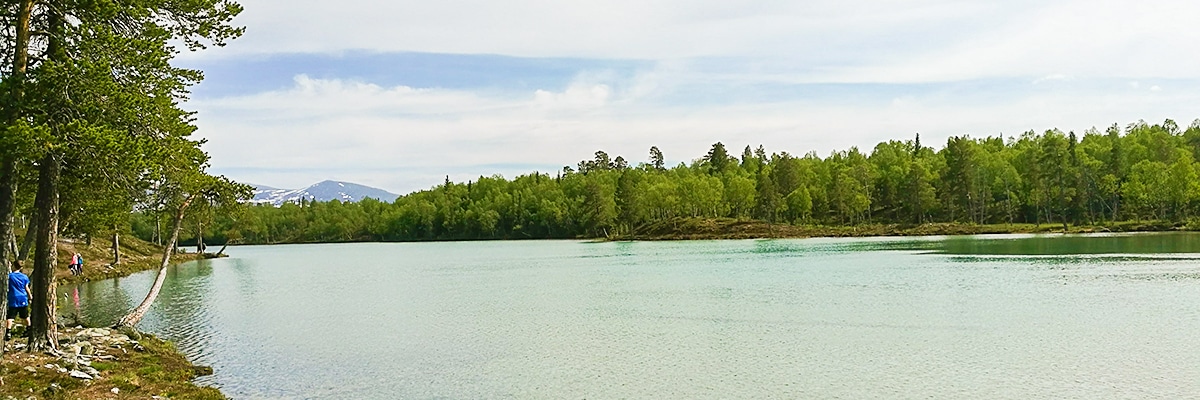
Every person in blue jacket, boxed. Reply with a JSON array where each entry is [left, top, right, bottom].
[[7, 260, 32, 332]]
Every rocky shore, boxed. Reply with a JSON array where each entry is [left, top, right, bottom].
[[0, 236, 221, 398], [1, 325, 222, 399]]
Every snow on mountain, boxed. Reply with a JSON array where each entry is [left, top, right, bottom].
[[250, 180, 400, 206]]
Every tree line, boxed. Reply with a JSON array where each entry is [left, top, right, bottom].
[[0, 0, 249, 352], [161, 118, 1200, 245]]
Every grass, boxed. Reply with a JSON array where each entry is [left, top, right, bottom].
[[3, 227, 203, 285], [0, 331, 224, 399], [2, 231, 218, 399]]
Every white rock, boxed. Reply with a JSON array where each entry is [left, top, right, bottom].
[[111, 388, 119, 394], [23, 366, 36, 373], [68, 370, 93, 380], [77, 328, 110, 338]]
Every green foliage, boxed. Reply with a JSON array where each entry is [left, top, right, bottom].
[[785, 186, 812, 223], [149, 117, 1200, 244]]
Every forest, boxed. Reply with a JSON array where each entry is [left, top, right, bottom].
[[139, 118, 1200, 245], [0, 0, 247, 350]]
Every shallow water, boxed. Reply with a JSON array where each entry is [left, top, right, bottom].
[[61, 234, 1200, 398]]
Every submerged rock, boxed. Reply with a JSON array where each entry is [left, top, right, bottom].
[[193, 365, 214, 376]]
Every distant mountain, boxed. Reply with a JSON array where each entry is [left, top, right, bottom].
[[250, 180, 400, 206]]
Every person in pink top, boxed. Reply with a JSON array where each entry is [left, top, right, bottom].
[[69, 253, 83, 276]]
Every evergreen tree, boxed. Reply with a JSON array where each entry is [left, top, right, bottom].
[[648, 146, 665, 170], [705, 142, 732, 175]]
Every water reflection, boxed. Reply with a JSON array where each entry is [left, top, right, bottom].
[[147, 260, 215, 364], [58, 236, 1200, 398], [58, 261, 218, 360], [938, 232, 1200, 255], [60, 276, 136, 328]]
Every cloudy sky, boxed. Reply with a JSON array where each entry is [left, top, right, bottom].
[[180, 0, 1200, 194]]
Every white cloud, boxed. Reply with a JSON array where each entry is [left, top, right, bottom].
[[187, 0, 1200, 84], [179, 0, 1200, 192], [1033, 74, 1072, 85], [534, 83, 611, 111], [194, 74, 1200, 193]]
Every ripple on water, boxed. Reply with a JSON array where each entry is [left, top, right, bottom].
[[62, 237, 1200, 398]]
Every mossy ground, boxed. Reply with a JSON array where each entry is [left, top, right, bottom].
[[3, 232, 217, 399], [0, 328, 223, 399]]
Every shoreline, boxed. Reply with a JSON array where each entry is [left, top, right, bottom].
[[1, 325, 222, 399], [207, 219, 1194, 245], [614, 219, 1190, 241], [1, 236, 224, 399], [50, 233, 206, 286]]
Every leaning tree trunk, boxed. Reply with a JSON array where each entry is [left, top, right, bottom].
[[28, 154, 60, 351], [215, 239, 233, 256], [115, 194, 196, 328], [17, 213, 35, 261], [111, 226, 120, 265]]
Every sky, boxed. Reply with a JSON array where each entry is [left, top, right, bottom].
[[179, 0, 1200, 194]]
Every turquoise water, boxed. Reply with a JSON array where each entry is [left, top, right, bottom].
[[61, 234, 1200, 398]]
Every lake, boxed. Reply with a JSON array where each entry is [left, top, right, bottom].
[[60, 233, 1200, 398]]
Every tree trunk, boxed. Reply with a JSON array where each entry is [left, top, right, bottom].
[[0, 0, 34, 354], [111, 228, 120, 265], [17, 213, 35, 261], [30, 6, 66, 348], [0, 158, 14, 354], [1061, 205, 1069, 232], [215, 240, 232, 256], [1112, 195, 1120, 223], [115, 194, 196, 328], [28, 154, 60, 351]]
